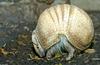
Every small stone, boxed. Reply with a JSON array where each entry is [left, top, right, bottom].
[[24, 26, 29, 31], [0, 48, 8, 55]]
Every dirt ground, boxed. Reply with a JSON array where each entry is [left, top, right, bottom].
[[0, 0, 100, 65]]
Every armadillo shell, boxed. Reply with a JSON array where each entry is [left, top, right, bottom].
[[35, 4, 94, 50]]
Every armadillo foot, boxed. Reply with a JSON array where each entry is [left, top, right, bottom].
[[66, 49, 75, 60]]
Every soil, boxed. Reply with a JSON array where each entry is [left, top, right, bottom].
[[0, 0, 100, 65]]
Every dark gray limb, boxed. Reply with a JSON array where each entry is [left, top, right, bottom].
[[60, 35, 75, 60], [46, 34, 75, 60]]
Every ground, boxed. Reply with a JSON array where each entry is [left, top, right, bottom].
[[0, 0, 100, 65]]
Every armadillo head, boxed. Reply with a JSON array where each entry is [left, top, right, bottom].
[[32, 30, 45, 57]]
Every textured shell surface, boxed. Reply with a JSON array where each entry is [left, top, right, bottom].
[[35, 4, 94, 50]]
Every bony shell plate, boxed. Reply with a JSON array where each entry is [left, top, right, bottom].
[[34, 4, 94, 50]]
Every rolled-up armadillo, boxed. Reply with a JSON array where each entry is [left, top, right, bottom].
[[32, 4, 94, 60]]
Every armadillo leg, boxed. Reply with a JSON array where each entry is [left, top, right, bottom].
[[46, 34, 75, 60], [46, 35, 62, 59], [46, 45, 56, 59], [60, 34, 75, 60]]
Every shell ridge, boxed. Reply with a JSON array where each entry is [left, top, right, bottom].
[[47, 8, 58, 33], [61, 5, 64, 23], [66, 5, 72, 34], [53, 6, 59, 32], [58, 5, 66, 30], [47, 8, 55, 23], [61, 4, 65, 31], [53, 6, 59, 25]]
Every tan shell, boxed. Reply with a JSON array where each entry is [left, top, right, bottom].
[[35, 4, 94, 50]]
